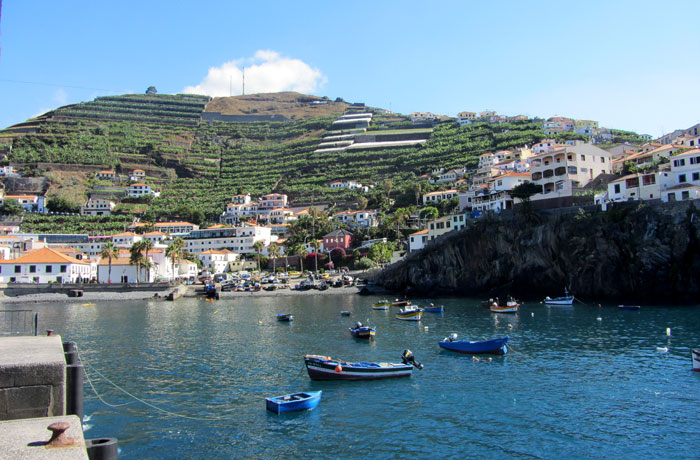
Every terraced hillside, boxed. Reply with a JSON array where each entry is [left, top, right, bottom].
[[0, 92, 558, 226]]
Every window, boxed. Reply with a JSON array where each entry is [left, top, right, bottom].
[[29, 265, 36, 273], [60, 265, 67, 273], [674, 159, 686, 167], [46, 265, 52, 273], [668, 193, 676, 201], [693, 173, 699, 181], [14, 265, 20, 273], [600, 157, 605, 163], [679, 174, 687, 183], [682, 191, 690, 200], [614, 184, 621, 194], [580, 155, 586, 161]]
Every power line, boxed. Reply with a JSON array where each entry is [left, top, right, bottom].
[[0, 78, 113, 92]]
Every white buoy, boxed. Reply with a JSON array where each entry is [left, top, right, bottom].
[[657, 346, 668, 353], [531, 312, 534, 317], [666, 328, 671, 336], [424, 326, 429, 330], [597, 317, 602, 321]]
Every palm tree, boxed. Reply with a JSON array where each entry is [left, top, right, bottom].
[[294, 244, 308, 273], [253, 241, 265, 273], [129, 241, 146, 282], [141, 238, 154, 271], [310, 239, 321, 274], [165, 238, 185, 282], [99, 241, 118, 283], [268, 243, 281, 275]]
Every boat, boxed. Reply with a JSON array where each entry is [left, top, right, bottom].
[[439, 334, 509, 355], [692, 349, 700, 372], [423, 303, 444, 313], [349, 322, 376, 339], [372, 300, 390, 310], [265, 390, 322, 414], [304, 354, 418, 380], [489, 300, 519, 313], [545, 288, 574, 305], [340, 310, 352, 316], [618, 305, 641, 311], [276, 313, 294, 321], [391, 299, 411, 307], [396, 306, 423, 321]]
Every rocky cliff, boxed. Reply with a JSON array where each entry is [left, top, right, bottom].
[[374, 201, 700, 304]]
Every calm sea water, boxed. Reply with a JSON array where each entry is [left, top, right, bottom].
[[8, 295, 700, 459]]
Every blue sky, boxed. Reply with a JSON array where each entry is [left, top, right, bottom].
[[1, 0, 698, 137]]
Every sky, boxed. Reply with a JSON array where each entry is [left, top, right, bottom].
[[0, 0, 698, 138]]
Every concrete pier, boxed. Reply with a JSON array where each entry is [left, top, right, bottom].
[[0, 415, 88, 460], [0, 335, 66, 420]]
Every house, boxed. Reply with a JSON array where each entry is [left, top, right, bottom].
[[198, 249, 239, 274], [0, 195, 46, 213], [662, 184, 700, 202], [479, 110, 497, 119], [184, 224, 273, 256], [489, 172, 530, 191], [471, 188, 514, 213], [220, 202, 259, 225], [329, 180, 364, 190], [543, 117, 574, 135], [258, 193, 288, 211], [128, 221, 199, 235], [96, 170, 117, 181], [111, 232, 141, 248], [673, 134, 700, 148], [410, 112, 439, 123], [81, 198, 115, 216], [129, 169, 146, 181], [530, 144, 612, 196], [574, 120, 599, 135], [435, 169, 464, 184], [606, 173, 661, 202], [457, 112, 477, 126], [532, 140, 559, 154], [619, 144, 683, 171], [142, 231, 167, 244], [332, 210, 379, 228], [427, 216, 453, 241], [322, 229, 353, 252], [129, 183, 157, 198], [0, 165, 19, 176], [422, 189, 458, 206], [408, 229, 428, 252], [230, 194, 252, 205], [0, 247, 91, 283], [478, 152, 496, 168], [97, 252, 148, 283]]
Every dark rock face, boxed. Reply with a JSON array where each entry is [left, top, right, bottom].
[[375, 202, 700, 304]]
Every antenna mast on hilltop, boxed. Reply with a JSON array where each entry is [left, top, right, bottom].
[[242, 67, 245, 96]]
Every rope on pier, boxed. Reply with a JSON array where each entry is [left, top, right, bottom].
[[77, 346, 238, 421]]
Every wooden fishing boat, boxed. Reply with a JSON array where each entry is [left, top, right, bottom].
[[423, 303, 444, 313], [692, 349, 700, 372], [489, 301, 519, 313], [265, 390, 322, 413], [545, 289, 574, 305], [439, 334, 509, 355], [304, 355, 414, 381], [276, 313, 294, 321], [618, 305, 641, 311], [372, 300, 391, 310], [349, 322, 376, 339], [391, 299, 411, 307], [396, 306, 423, 321]]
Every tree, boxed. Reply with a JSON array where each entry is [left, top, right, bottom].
[[330, 247, 346, 267], [47, 196, 80, 214], [268, 243, 281, 273], [293, 244, 308, 272], [413, 182, 422, 206], [0, 200, 22, 216], [355, 257, 377, 271], [439, 196, 460, 216], [146, 86, 158, 94], [383, 180, 393, 201], [368, 241, 394, 264], [310, 239, 321, 273], [253, 241, 265, 272], [130, 241, 148, 282], [510, 181, 543, 219], [165, 238, 185, 281], [357, 196, 369, 210], [419, 206, 439, 222], [99, 242, 118, 283]]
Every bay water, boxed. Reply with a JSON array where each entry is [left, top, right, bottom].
[[8, 295, 700, 459]]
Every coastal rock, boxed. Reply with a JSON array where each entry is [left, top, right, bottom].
[[374, 201, 700, 304]]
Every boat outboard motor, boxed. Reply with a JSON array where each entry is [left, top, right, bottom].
[[401, 349, 424, 370], [356, 322, 363, 328]]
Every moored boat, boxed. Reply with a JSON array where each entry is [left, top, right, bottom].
[[618, 305, 641, 311], [489, 301, 519, 313], [545, 288, 574, 305], [423, 303, 444, 313], [276, 313, 294, 321], [396, 305, 423, 321], [692, 349, 700, 372], [340, 310, 352, 316], [439, 334, 509, 355], [304, 354, 415, 380], [391, 299, 411, 307], [349, 322, 376, 339], [372, 300, 390, 310], [265, 390, 322, 413]]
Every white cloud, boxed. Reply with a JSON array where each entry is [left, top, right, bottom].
[[53, 89, 68, 106], [183, 50, 326, 97]]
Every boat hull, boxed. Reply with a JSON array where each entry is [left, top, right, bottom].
[[304, 355, 413, 381], [391, 300, 411, 307], [618, 305, 641, 311], [692, 349, 700, 372], [277, 314, 293, 321], [349, 327, 376, 339], [439, 337, 509, 355], [266, 391, 322, 413], [372, 300, 390, 310], [545, 296, 574, 305], [396, 311, 423, 320], [489, 304, 519, 313], [423, 305, 444, 313]]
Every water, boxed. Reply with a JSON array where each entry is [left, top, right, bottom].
[[8, 296, 700, 459]]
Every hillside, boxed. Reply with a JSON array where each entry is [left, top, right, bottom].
[[0, 91, 639, 231]]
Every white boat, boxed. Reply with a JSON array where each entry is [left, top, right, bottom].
[[396, 305, 423, 321], [490, 301, 519, 313], [545, 288, 574, 305], [692, 349, 700, 372], [372, 300, 390, 310]]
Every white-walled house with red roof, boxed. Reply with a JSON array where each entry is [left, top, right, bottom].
[[0, 247, 91, 283]]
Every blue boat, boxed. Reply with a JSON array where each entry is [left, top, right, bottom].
[[349, 322, 376, 339], [265, 390, 322, 414], [276, 313, 294, 321], [423, 303, 444, 313], [545, 288, 574, 305], [438, 334, 509, 355], [304, 355, 415, 380]]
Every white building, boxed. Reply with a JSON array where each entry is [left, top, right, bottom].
[[198, 249, 239, 274], [129, 183, 155, 198], [129, 169, 146, 182], [0, 247, 91, 283], [0, 194, 46, 213], [184, 224, 273, 256], [408, 229, 428, 252], [81, 198, 115, 216], [530, 144, 612, 197], [422, 189, 458, 206]]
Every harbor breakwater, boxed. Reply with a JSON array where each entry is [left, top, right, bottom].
[[374, 201, 700, 304]]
